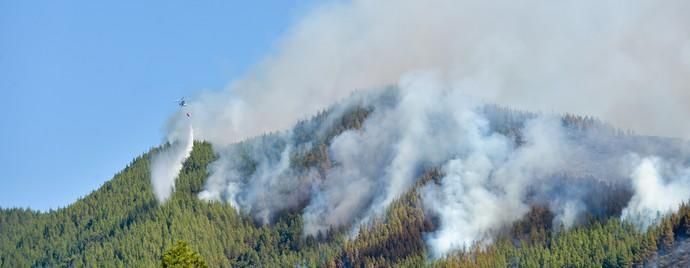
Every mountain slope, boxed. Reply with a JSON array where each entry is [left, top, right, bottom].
[[0, 143, 344, 267], [2, 94, 690, 267]]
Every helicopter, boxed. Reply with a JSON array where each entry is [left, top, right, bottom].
[[175, 97, 187, 107], [175, 97, 191, 117]]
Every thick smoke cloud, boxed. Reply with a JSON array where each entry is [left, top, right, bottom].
[[420, 113, 599, 257], [155, 0, 690, 259], [150, 123, 194, 203]]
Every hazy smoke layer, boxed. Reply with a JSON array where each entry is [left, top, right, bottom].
[[150, 124, 194, 203], [175, 0, 690, 146]]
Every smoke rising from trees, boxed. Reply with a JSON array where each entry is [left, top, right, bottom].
[[194, 73, 690, 257], [152, 0, 690, 258]]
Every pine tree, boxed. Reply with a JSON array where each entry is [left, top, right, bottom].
[[162, 240, 208, 268]]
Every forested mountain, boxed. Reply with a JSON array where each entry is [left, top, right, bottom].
[[2, 91, 690, 267]]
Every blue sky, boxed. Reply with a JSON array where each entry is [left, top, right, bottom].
[[0, 1, 317, 211]]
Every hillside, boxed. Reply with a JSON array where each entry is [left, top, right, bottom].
[[2, 89, 690, 267]]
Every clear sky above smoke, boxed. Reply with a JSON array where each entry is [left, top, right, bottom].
[[0, 1, 317, 210]]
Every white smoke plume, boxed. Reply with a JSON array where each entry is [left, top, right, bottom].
[[621, 156, 690, 230], [420, 106, 578, 257], [302, 73, 475, 235], [150, 124, 194, 203]]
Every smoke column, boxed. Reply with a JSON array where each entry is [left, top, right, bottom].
[[150, 124, 194, 203]]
